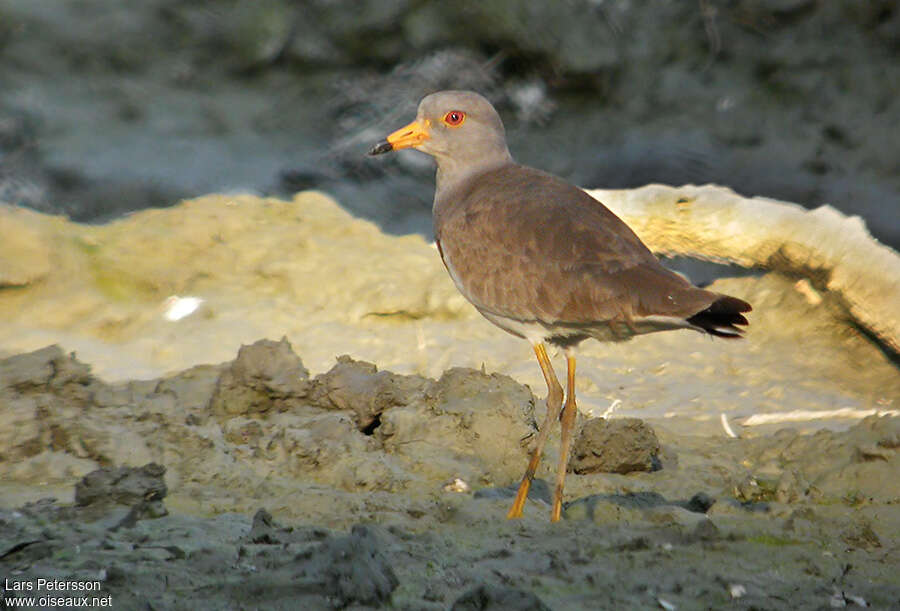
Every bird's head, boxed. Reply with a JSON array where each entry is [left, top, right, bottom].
[[369, 90, 512, 171]]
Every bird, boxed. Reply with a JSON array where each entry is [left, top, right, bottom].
[[369, 90, 751, 522]]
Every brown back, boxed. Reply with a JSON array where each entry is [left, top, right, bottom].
[[434, 163, 720, 325]]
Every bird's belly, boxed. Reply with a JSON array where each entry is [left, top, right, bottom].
[[476, 310, 552, 344], [480, 309, 694, 347]]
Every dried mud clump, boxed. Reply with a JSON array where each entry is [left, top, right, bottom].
[[570, 417, 661, 474], [306, 354, 428, 434], [208, 337, 310, 418], [74, 463, 167, 507]]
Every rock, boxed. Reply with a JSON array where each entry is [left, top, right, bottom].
[[682, 492, 716, 513], [110, 499, 169, 530], [570, 417, 661, 474], [451, 583, 551, 611], [246, 508, 287, 545], [208, 337, 309, 418], [74, 463, 167, 507]]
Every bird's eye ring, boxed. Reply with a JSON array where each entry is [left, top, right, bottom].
[[443, 111, 466, 127]]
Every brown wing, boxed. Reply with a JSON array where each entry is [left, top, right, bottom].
[[434, 164, 719, 325]]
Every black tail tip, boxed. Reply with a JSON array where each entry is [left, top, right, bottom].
[[688, 295, 752, 338]]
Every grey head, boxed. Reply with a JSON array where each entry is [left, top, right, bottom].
[[369, 90, 513, 188]]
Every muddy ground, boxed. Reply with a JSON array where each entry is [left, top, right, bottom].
[[1, 341, 899, 610], [1, 193, 899, 609]]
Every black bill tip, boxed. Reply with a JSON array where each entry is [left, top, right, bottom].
[[368, 140, 393, 156]]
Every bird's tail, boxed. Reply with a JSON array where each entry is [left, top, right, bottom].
[[686, 295, 752, 338]]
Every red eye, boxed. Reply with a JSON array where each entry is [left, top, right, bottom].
[[443, 110, 466, 126]]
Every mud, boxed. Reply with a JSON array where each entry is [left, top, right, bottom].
[[571, 418, 661, 475], [1, 341, 898, 609]]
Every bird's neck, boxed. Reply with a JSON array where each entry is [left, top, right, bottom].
[[434, 150, 513, 197]]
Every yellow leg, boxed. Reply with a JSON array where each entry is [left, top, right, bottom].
[[551, 354, 577, 522], [507, 343, 564, 519]]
